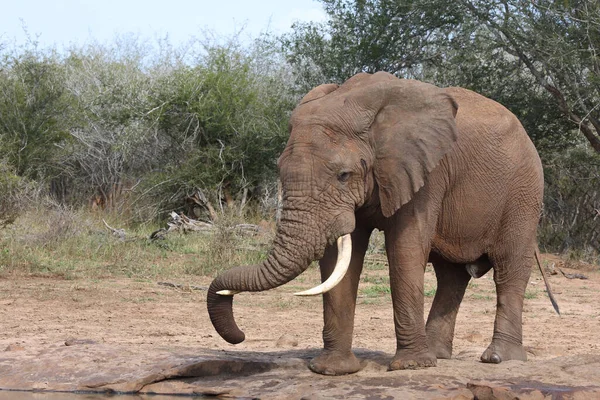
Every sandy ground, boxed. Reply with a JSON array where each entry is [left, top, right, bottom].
[[0, 254, 599, 398]]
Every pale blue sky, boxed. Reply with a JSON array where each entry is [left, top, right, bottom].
[[0, 0, 327, 48]]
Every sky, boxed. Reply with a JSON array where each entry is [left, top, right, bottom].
[[0, 0, 328, 48]]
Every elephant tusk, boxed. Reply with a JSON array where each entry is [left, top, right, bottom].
[[294, 234, 352, 296], [216, 289, 241, 296]]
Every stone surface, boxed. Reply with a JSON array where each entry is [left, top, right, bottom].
[[0, 344, 599, 399]]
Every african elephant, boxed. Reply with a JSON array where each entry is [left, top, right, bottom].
[[207, 71, 556, 375]]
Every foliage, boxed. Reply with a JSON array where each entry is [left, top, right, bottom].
[[539, 148, 600, 261], [449, 0, 600, 153], [283, 0, 600, 155], [281, 0, 459, 92], [0, 14, 598, 262], [142, 38, 294, 219], [0, 44, 72, 180], [420, 8, 580, 156], [0, 34, 294, 223], [57, 40, 163, 207]]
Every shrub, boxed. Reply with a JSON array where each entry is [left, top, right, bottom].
[[0, 159, 32, 227], [539, 147, 600, 262], [0, 46, 71, 181], [133, 37, 295, 222]]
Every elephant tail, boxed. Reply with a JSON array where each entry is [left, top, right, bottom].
[[534, 249, 560, 315]]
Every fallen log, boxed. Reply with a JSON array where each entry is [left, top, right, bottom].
[[559, 268, 588, 280], [149, 212, 262, 239]]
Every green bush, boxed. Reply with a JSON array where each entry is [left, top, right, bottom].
[[0, 45, 72, 179], [0, 35, 295, 223], [134, 38, 295, 222], [539, 147, 600, 262]]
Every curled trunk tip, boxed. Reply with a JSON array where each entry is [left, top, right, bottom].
[[207, 282, 245, 344]]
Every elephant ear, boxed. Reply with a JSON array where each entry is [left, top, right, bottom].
[[369, 80, 458, 217], [298, 83, 339, 106]]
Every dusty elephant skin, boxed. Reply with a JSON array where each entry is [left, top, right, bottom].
[[208, 71, 555, 375]]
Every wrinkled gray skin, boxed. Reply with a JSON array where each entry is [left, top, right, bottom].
[[207, 72, 544, 375]]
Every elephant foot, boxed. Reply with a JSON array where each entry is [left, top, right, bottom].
[[309, 350, 363, 376], [388, 349, 437, 370], [427, 338, 453, 359], [481, 340, 527, 364]]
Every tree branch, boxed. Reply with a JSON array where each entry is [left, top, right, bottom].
[[458, 0, 600, 153]]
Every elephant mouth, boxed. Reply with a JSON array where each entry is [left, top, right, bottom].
[[216, 233, 353, 297]]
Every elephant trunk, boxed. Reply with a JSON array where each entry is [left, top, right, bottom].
[[207, 209, 330, 344], [207, 252, 311, 344]]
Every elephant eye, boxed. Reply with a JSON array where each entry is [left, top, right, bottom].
[[338, 171, 351, 183]]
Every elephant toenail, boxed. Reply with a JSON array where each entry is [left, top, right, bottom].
[[490, 353, 501, 363]]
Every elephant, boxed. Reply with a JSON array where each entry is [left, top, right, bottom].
[[207, 71, 558, 376]]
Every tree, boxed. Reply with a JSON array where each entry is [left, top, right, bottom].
[[0, 33, 295, 221], [59, 39, 163, 208], [540, 147, 600, 257], [451, 0, 600, 152], [283, 0, 600, 153], [0, 47, 71, 179], [282, 0, 460, 92], [141, 36, 296, 218]]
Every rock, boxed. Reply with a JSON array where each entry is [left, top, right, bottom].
[[570, 390, 600, 400], [467, 382, 517, 400], [0, 344, 599, 399], [516, 390, 545, 400], [4, 344, 25, 351], [451, 391, 475, 400], [467, 382, 546, 400], [435, 388, 475, 399], [467, 382, 513, 400], [275, 334, 298, 348]]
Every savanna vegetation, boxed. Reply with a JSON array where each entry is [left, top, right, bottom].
[[1, 0, 598, 280]]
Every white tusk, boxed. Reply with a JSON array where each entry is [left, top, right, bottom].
[[294, 234, 352, 296], [216, 289, 241, 296]]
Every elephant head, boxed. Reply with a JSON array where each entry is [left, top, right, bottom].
[[207, 72, 458, 344]]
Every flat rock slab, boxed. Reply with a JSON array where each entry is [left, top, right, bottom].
[[1, 343, 599, 399]]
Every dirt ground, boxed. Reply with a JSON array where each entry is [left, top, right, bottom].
[[0, 254, 599, 399]]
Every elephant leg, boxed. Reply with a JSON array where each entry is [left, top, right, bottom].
[[386, 226, 437, 370], [309, 227, 372, 376], [480, 251, 533, 363], [425, 257, 471, 359]]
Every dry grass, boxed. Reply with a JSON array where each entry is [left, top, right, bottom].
[[1, 205, 596, 283], [0, 206, 274, 280]]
